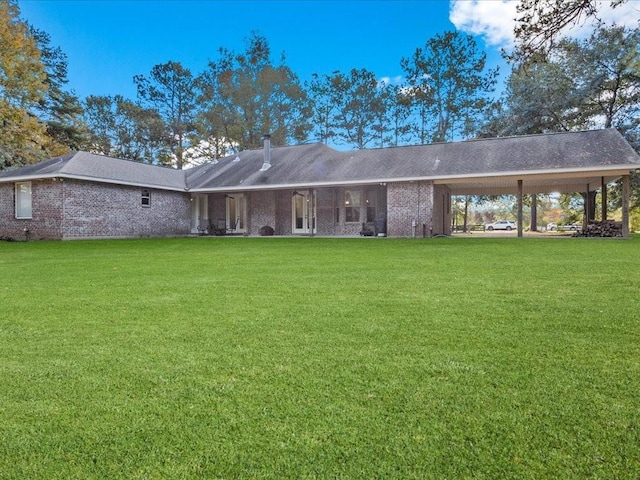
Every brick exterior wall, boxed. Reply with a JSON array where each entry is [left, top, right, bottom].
[[0, 179, 64, 240], [315, 188, 338, 236], [0, 179, 190, 240], [60, 180, 191, 239], [246, 190, 276, 236], [274, 191, 292, 235], [387, 181, 434, 237], [2, 178, 443, 240]]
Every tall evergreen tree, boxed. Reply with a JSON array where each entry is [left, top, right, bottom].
[[486, 26, 639, 136], [401, 31, 498, 143], [84, 95, 168, 164], [29, 27, 87, 151], [134, 61, 197, 169], [314, 68, 388, 149], [198, 32, 311, 152]]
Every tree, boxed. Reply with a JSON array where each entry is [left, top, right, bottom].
[[562, 26, 640, 130], [312, 68, 388, 149], [401, 31, 498, 143], [307, 72, 338, 144], [513, 0, 630, 60], [0, 0, 53, 168], [84, 95, 168, 164], [134, 61, 197, 169], [29, 27, 87, 151], [198, 32, 311, 152], [487, 26, 639, 136], [385, 84, 414, 147], [482, 60, 576, 136]]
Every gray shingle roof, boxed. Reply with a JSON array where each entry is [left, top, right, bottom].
[[1, 130, 638, 193], [0, 151, 187, 190], [187, 129, 640, 192]]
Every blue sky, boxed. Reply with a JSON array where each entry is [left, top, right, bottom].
[[17, 0, 638, 101], [18, 0, 516, 99]]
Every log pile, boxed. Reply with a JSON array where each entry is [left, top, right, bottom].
[[574, 220, 623, 237]]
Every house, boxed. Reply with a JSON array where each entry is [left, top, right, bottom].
[[1, 129, 639, 240]]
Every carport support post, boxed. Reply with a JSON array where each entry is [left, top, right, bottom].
[[601, 176, 607, 221], [517, 180, 523, 238], [622, 174, 630, 238]]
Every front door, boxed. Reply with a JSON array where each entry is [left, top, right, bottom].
[[292, 190, 316, 235]]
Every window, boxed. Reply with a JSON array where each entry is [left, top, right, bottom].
[[141, 188, 151, 207], [15, 182, 32, 219], [345, 190, 361, 223]]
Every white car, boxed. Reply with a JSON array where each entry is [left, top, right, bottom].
[[485, 220, 516, 231]]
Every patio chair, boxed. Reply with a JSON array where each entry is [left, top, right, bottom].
[[197, 219, 209, 235], [212, 219, 227, 236], [226, 218, 239, 235]]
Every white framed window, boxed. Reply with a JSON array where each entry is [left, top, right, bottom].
[[141, 188, 151, 207], [15, 182, 32, 219]]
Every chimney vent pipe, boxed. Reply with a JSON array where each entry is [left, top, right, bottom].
[[260, 134, 271, 172]]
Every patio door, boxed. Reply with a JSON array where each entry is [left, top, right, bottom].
[[225, 193, 246, 233], [190, 194, 208, 233], [292, 190, 316, 235]]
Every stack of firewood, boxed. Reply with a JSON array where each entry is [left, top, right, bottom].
[[574, 220, 623, 237]]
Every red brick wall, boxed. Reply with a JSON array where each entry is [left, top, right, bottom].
[[60, 180, 191, 239], [247, 190, 276, 236], [0, 179, 64, 240], [387, 181, 434, 237], [0, 179, 191, 240]]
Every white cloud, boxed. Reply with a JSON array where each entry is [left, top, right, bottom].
[[449, 0, 517, 49], [378, 75, 404, 87]]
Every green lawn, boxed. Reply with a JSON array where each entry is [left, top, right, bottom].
[[1, 236, 639, 479]]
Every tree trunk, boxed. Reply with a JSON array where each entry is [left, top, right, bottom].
[[530, 194, 538, 231], [463, 196, 469, 232]]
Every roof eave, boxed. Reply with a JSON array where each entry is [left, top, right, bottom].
[[0, 173, 188, 191]]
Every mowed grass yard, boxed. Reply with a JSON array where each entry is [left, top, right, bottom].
[[1, 236, 639, 479]]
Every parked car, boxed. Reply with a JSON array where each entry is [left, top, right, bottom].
[[485, 220, 516, 231], [563, 223, 582, 231], [547, 222, 581, 231]]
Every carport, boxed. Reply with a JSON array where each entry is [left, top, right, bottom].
[[432, 131, 638, 238]]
